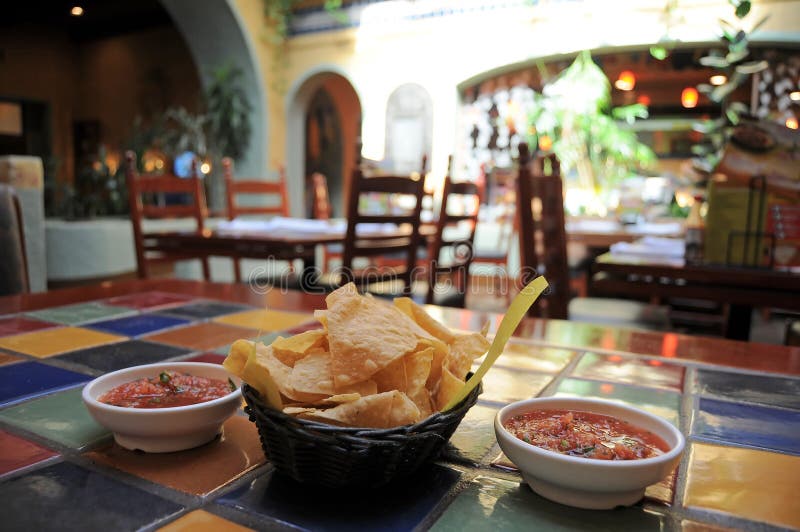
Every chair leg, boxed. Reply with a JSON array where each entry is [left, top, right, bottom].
[[233, 258, 242, 283], [201, 257, 211, 281]]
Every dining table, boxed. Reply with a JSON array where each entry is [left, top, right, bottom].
[[1, 279, 798, 531], [591, 251, 800, 341]]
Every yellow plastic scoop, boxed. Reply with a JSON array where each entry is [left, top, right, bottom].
[[443, 276, 549, 411]]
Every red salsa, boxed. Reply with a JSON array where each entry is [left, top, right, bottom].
[[503, 409, 669, 460], [98, 371, 234, 409]]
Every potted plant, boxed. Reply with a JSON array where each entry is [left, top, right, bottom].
[[527, 51, 657, 216]]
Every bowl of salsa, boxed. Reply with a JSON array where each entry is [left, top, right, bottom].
[[82, 362, 242, 453], [494, 397, 685, 510]]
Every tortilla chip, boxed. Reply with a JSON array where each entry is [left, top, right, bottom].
[[290, 349, 334, 395], [435, 366, 465, 411], [326, 293, 420, 388], [272, 330, 327, 366], [373, 356, 407, 393], [253, 343, 328, 403], [223, 339, 253, 378], [394, 297, 456, 344], [314, 309, 328, 329], [447, 332, 490, 379], [299, 390, 398, 428], [325, 282, 359, 307], [338, 378, 378, 396], [387, 390, 421, 426], [239, 342, 283, 409], [405, 347, 434, 418]]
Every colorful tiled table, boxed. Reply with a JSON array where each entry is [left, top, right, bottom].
[[1, 280, 798, 531]]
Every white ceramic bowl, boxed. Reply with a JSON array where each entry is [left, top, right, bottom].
[[494, 397, 685, 510], [82, 362, 242, 453]]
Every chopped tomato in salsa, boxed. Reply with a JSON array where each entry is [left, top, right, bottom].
[[98, 371, 234, 408], [503, 409, 669, 460]]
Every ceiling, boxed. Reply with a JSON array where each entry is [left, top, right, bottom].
[[1, 0, 173, 42]]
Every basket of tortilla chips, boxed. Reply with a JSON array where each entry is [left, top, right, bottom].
[[224, 283, 488, 488]]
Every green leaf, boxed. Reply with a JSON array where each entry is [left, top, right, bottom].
[[736, 60, 768, 74], [650, 46, 669, 60], [735, 1, 751, 18], [726, 108, 741, 125], [726, 49, 749, 64], [697, 83, 714, 95], [699, 55, 730, 68]]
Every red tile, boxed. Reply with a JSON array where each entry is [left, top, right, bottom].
[[0, 352, 22, 366], [105, 292, 196, 311], [0, 430, 58, 475], [0, 316, 58, 336], [572, 352, 685, 391]]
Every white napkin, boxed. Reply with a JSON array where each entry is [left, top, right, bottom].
[[610, 236, 685, 258], [216, 217, 347, 235]]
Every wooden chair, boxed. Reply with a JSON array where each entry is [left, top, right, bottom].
[[125, 151, 210, 281], [223, 157, 290, 282], [425, 157, 483, 307], [0, 184, 29, 295], [471, 164, 517, 300], [339, 146, 426, 296], [516, 142, 670, 328]]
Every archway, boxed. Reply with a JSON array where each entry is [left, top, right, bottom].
[[286, 70, 361, 218], [160, 0, 266, 180]]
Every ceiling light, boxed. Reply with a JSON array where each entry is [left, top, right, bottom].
[[71, 6, 84, 16], [614, 71, 636, 91], [681, 87, 699, 109], [790, 91, 800, 101], [709, 75, 727, 86], [787, 117, 799, 130]]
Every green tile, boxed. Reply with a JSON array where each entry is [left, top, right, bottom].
[[446, 404, 499, 464], [478, 368, 553, 404], [431, 476, 671, 532], [26, 302, 135, 326], [0, 387, 111, 449], [554, 378, 680, 427], [212, 332, 281, 355]]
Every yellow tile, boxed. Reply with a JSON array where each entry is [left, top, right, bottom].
[[214, 309, 314, 332], [0, 327, 123, 357], [158, 510, 253, 532], [684, 442, 800, 530]]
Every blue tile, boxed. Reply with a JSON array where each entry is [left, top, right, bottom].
[[693, 369, 800, 411], [217, 464, 461, 531], [0, 461, 183, 531], [55, 340, 191, 373], [158, 302, 253, 320], [87, 314, 190, 337], [0, 362, 91, 407], [693, 397, 800, 455]]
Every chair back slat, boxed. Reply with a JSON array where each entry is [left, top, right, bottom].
[[125, 150, 209, 280], [340, 141, 426, 295], [223, 157, 290, 220], [516, 142, 570, 319], [425, 155, 483, 305]]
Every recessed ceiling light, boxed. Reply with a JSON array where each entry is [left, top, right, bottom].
[[71, 6, 84, 16], [790, 91, 800, 101], [709, 75, 727, 86]]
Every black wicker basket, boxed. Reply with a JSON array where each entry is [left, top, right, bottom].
[[242, 378, 482, 489]]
